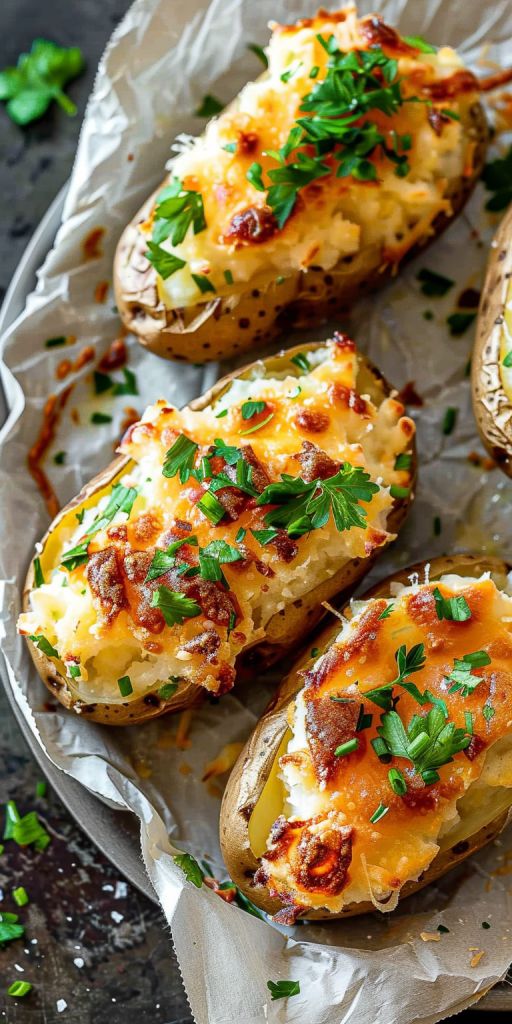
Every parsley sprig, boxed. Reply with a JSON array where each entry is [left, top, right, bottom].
[[152, 178, 206, 246], [445, 650, 491, 697], [364, 643, 447, 716], [256, 464, 379, 537], [0, 39, 84, 126]]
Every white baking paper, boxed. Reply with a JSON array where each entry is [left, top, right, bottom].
[[1, 1, 512, 1021]]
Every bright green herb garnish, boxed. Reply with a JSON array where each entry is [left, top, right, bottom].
[[417, 267, 454, 297], [195, 94, 224, 117], [377, 705, 470, 783], [173, 851, 203, 887], [158, 680, 179, 701], [369, 803, 389, 823], [28, 634, 58, 658], [241, 400, 266, 420], [482, 146, 512, 211], [162, 433, 199, 483], [256, 464, 379, 538], [247, 43, 268, 68], [145, 242, 186, 280], [0, 39, 84, 126], [117, 676, 133, 697], [7, 980, 32, 998], [433, 587, 471, 622], [445, 650, 491, 697], [61, 483, 138, 570], [12, 887, 29, 908], [33, 557, 44, 588], [267, 980, 300, 1001], [151, 587, 201, 627]]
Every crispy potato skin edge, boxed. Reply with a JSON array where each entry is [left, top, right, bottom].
[[114, 103, 488, 363], [22, 344, 415, 725], [220, 554, 512, 919], [472, 203, 512, 476]]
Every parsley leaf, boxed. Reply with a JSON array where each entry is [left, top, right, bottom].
[[28, 634, 59, 659], [0, 39, 84, 126], [256, 464, 379, 537], [378, 705, 470, 781], [446, 650, 491, 697], [247, 43, 268, 68], [402, 35, 436, 53], [433, 587, 471, 622], [417, 268, 454, 297], [151, 587, 201, 627], [145, 242, 186, 280], [61, 483, 139, 570], [241, 400, 266, 420], [267, 980, 300, 1001], [195, 94, 224, 117], [112, 367, 138, 396]]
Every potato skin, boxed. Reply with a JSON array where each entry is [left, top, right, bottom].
[[220, 554, 512, 920], [114, 102, 488, 364], [23, 343, 414, 725], [472, 204, 512, 476]]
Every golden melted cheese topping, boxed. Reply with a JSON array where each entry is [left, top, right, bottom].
[[18, 339, 414, 705], [143, 5, 480, 308], [256, 572, 512, 916]]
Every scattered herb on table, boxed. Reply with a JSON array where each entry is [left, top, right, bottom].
[[481, 146, 512, 211], [417, 268, 454, 297], [267, 980, 300, 1000], [0, 40, 84, 126]]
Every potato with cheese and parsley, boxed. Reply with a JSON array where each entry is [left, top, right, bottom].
[[19, 336, 414, 724], [115, 4, 487, 362], [221, 555, 512, 921]]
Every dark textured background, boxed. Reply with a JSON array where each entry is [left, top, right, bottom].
[[0, 1, 504, 1020]]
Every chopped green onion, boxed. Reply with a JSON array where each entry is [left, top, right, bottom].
[[157, 681, 179, 701], [240, 412, 274, 436], [388, 767, 407, 796], [369, 803, 389, 824], [12, 887, 29, 907], [371, 737, 392, 763], [117, 676, 133, 697], [45, 336, 67, 348], [394, 452, 412, 471], [90, 412, 112, 425], [33, 557, 44, 588], [224, 269, 234, 284], [28, 634, 58, 658], [421, 768, 440, 786], [442, 407, 457, 435], [192, 273, 216, 294], [334, 738, 359, 757], [7, 981, 32, 998], [35, 781, 47, 799], [235, 527, 246, 543], [291, 352, 311, 373], [197, 490, 225, 525], [390, 484, 410, 500]]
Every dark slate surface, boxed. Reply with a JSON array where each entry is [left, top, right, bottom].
[[0, 1, 502, 1021]]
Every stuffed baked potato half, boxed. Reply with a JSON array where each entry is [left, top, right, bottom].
[[114, 5, 488, 363], [18, 334, 415, 724], [220, 554, 512, 922], [472, 203, 512, 475]]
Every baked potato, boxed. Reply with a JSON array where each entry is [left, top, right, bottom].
[[18, 334, 415, 724], [114, 5, 487, 363], [472, 203, 512, 475], [220, 554, 512, 921]]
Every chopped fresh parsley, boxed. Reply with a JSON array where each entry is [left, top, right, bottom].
[[117, 676, 133, 697], [417, 268, 454, 297], [61, 483, 138, 570], [378, 603, 394, 620], [112, 367, 138, 396], [402, 35, 436, 53], [158, 680, 180, 701], [503, 350, 512, 369], [291, 352, 311, 373], [0, 39, 84, 125], [153, 178, 207, 246], [377, 705, 470, 782], [446, 650, 491, 697], [151, 587, 201, 627], [195, 94, 224, 117], [442, 407, 458, 435], [93, 370, 113, 394], [446, 312, 476, 337], [256, 464, 379, 537], [267, 980, 300, 1001], [192, 273, 216, 294], [173, 851, 203, 887], [162, 433, 199, 483], [145, 242, 186, 280], [90, 412, 112, 424], [196, 490, 226, 525], [433, 587, 471, 622], [364, 643, 427, 710], [251, 528, 278, 546], [145, 537, 198, 583], [481, 146, 512, 212], [482, 702, 495, 722], [241, 400, 266, 420], [394, 452, 412, 471]]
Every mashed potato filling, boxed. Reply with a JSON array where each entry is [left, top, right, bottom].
[[256, 571, 512, 916], [18, 339, 414, 705], [143, 5, 480, 307]]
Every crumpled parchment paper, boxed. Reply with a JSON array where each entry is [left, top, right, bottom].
[[1, 1, 512, 1021]]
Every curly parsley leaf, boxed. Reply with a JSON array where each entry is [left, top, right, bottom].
[[0, 39, 84, 126]]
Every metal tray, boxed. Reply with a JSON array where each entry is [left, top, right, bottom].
[[0, 188, 510, 1011]]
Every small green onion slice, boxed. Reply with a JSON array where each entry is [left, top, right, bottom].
[[334, 738, 359, 757], [369, 803, 389, 824]]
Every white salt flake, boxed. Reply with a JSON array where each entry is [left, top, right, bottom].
[[57, 999, 67, 1013], [111, 911, 124, 924], [114, 881, 128, 899], [74, 957, 84, 969]]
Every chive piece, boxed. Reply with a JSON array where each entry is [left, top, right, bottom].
[[371, 737, 392, 763], [240, 412, 274, 436], [334, 738, 359, 757], [3, 801, 20, 839], [235, 527, 246, 543], [215, 408, 228, 418], [417, 268, 454, 297], [68, 664, 81, 679], [394, 452, 412, 471], [482, 921, 491, 929], [53, 451, 66, 465], [482, 703, 495, 721], [356, 710, 373, 732], [390, 484, 410, 500], [157, 681, 179, 701], [247, 43, 268, 68], [93, 370, 113, 394], [421, 768, 440, 785], [7, 981, 32, 998], [433, 515, 442, 536], [224, 269, 234, 285], [442, 407, 457, 435], [90, 412, 112, 425], [33, 557, 45, 588], [192, 273, 216, 294], [28, 634, 59, 658], [369, 803, 389, 824], [35, 781, 46, 799], [447, 312, 476, 336], [408, 731, 430, 759], [195, 94, 224, 117], [162, 433, 198, 483], [12, 887, 29, 907], [310, 647, 319, 658], [117, 676, 133, 697], [45, 336, 66, 348], [437, 924, 450, 934], [197, 490, 225, 525], [388, 767, 407, 796], [309, 65, 320, 78], [291, 352, 310, 373], [503, 351, 512, 368], [464, 711, 473, 734]]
